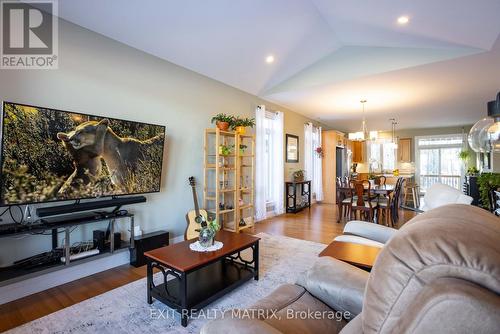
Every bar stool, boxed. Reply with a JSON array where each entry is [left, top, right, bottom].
[[405, 182, 420, 208]]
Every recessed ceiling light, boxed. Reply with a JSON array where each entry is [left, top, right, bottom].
[[265, 55, 275, 64], [397, 16, 409, 25]]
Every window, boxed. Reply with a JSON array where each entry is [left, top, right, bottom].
[[415, 134, 463, 192], [368, 140, 396, 173]]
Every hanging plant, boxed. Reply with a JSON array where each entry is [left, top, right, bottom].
[[458, 150, 471, 162]]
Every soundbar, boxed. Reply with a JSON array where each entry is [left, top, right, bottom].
[[36, 196, 146, 217]]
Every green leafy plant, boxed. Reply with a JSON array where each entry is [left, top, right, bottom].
[[207, 217, 220, 234], [292, 169, 305, 181], [231, 117, 255, 129], [219, 144, 232, 156], [467, 167, 479, 175], [211, 113, 233, 124], [368, 173, 377, 180], [458, 150, 471, 163], [477, 173, 500, 209]]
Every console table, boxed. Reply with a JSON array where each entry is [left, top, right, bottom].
[[285, 180, 311, 213]]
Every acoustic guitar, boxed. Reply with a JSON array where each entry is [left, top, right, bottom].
[[185, 176, 208, 240]]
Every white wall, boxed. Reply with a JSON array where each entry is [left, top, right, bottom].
[[0, 18, 324, 267]]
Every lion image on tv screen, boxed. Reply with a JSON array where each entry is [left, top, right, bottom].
[[57, 119, 164, 194]]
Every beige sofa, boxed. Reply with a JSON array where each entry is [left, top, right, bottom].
[[201, 204, 500, 334]]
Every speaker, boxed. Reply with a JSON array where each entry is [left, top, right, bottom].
[[130, 230, 169, 267], [36, 196, 146, 217], [113, 232, 122, 249], [93, 230, 105, 251]]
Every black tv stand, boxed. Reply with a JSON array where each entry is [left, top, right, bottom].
[[0, 211, 136, 284]]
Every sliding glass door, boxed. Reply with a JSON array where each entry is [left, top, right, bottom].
[[416, 135, 463, 192]]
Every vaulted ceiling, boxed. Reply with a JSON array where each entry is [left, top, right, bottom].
[[55, 0, 500, 131]]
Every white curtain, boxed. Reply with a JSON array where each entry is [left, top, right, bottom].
[[304, 123, 313, 185], [304, 123, 323, 202], [272, 111, 285, 215], [255, 105, 267, 221], [255, 106, 284, 221], [313, 126, 323, 201]]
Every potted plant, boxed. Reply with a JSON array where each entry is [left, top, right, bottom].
[[292, 170, 305, 182], [231, 117, 255, 134], [218, 144, 232, 156], [199, 217, 220, 247], [467, 166, 479, 176], [211, 113, 233, 131], [368, 173, 376, 187], [239, 144, 247, 155], [477, 173, 500, 210]]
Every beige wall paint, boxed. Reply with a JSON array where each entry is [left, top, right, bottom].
[[0, 18, 325, 266]]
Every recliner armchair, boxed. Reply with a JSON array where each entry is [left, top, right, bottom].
[[201, 204, 500, 334]]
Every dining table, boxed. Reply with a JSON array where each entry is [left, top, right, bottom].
[[336, 183, 395, 223]]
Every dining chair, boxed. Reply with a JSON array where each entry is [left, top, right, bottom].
[[349, 180, 378, 222], [373, 177, 401, 227], [375, 176, 387, 186], [336, 177, 352, 222], [391, 177, 405, 225]]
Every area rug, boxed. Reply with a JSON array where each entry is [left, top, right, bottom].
[[6, 233, 326, 334]]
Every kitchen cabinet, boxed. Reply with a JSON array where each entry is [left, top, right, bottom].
[[352, 141, 365, 163], [399, 138, 412, 162]]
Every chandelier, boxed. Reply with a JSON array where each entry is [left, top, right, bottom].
[[348, 100, 378, 141]]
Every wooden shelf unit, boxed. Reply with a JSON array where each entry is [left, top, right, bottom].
[[203, 128, 255, 233]]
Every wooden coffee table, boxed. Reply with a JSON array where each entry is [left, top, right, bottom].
[[319, 241, 381, 270], [144, 230, 260, 327]]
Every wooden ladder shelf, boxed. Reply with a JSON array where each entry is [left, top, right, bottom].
[[203, 128, 255, 232]]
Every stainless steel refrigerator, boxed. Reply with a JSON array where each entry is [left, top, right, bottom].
[[336, 147, 348, 179]]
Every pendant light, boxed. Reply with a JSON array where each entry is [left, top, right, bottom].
[[469, 92, 500, 153], [348, 100, 378, 141], [389, 118, 398, 149], [487, 92, 500, 152]]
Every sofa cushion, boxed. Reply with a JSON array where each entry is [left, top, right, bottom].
[[342, 221, 397, 244], [296, 257, 369, 317], [227, 283, 347, 334], [420, 183, 473, 211]]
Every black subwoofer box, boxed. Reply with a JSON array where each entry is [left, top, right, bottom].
[[129, 230, 169, 267], [93, 230, 106, 251]]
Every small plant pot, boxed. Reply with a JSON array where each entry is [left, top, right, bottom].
[[294, 176, 304, 182], [235, 126, 246, 134], [216, 121, 230, 131]]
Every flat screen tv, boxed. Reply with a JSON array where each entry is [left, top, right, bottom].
[[0, 102, 166, 206]]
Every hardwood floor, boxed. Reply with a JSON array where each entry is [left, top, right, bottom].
[[0, 203, 415, 332]]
